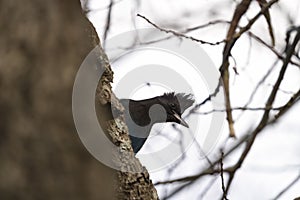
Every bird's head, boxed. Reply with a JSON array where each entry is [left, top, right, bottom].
[[157, 92, 194, 128]]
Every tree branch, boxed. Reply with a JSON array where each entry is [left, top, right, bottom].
[[137, 13, 225, 45]]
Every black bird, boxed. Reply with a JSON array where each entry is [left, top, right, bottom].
[[120, 92, 194, 153]]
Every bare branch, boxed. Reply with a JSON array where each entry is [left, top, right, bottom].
[[248, 32, 300, 68], [155, 168, 222, 186], [233, 0, 279, 39], [220, 151, 229, 200], [220, 0, 253, 138], [162, 27, 300, 198], [185, 20, 231, 32], [193, 105, 283, 115], [223, 26, 300, 194], [103, 0, 114, 48], [189, 77, 223, 114], [272, 171, 300, 200], [257, 0, 275, 46], [137, 14, 225, 45], [272, 88, 300, 122]]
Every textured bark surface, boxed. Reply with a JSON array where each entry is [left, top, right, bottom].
[[95, 45, 159, 200], [0, 0, 158, 199], [0, 0, 116, 199]]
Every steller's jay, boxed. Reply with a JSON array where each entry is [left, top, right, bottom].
[[120, 92, 194, 153]]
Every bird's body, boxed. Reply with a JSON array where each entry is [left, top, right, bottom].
[[120, 92, 194, 153], [120, 98, 155, 153]]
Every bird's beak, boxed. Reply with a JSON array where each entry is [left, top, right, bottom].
[[173, 112, 189, 128]]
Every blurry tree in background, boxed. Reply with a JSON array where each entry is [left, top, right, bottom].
[[0, 0, 116, 199], [0, 0, 158, 199]]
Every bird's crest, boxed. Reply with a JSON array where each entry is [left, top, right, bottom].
[[161, 92, 195, 113]]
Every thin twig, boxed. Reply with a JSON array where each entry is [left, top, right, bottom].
[[256, 0, 275, 46], [193, 105, 283, 115], [103, 0, 114, 48], [163, 27, 300, 198], [248, 32, 300, 68], [272, 88, 300, 122], [272, 171, 300, 200], [224, 26, 300, 195], [84, 0, 123, 13], [185, 20, 231, 32], [189, 77, 223, 115], [155, 168, 223, 186], [220, 0, 279, 138], [220, 151, 229, 200], [220, 0, 253, 138], [137, 14, 225, 45], [233, 0, 279, 39], [198, 175, 219, 199]]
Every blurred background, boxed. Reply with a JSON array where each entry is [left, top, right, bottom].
[[86, 0, 300, 199], [0, 0, 299, 199]]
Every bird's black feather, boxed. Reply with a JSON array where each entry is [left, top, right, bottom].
[[120, 92, 195, 153]]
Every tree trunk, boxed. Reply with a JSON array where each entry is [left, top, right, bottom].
[[0, 0, 158, 199]]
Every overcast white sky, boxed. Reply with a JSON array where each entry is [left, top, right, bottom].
[[85, 0, 300, 199]]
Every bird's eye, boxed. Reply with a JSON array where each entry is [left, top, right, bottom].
[[170, 103, 176, 108]]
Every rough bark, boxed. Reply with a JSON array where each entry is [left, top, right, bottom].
[[0, 0, 157, 199], [95, 41, 159, 200], [0, 1, 116, 199]]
